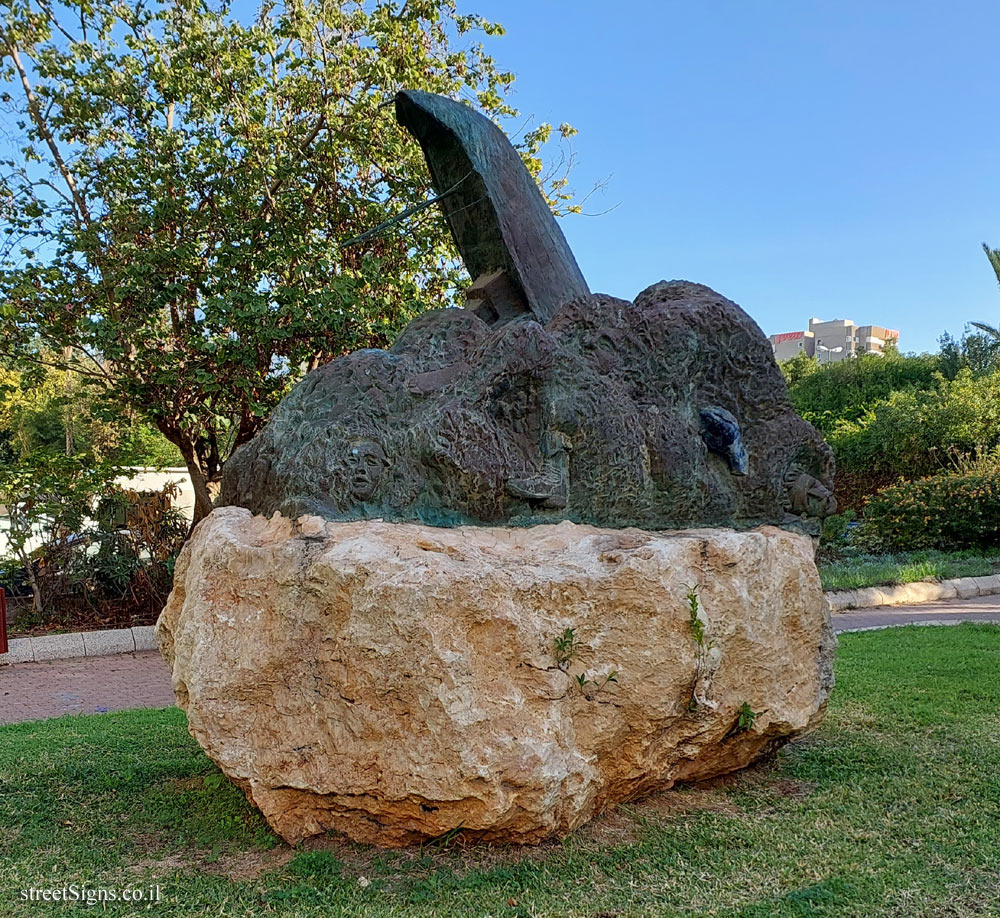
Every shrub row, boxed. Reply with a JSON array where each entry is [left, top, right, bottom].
[[858, 471, 1000, 551]]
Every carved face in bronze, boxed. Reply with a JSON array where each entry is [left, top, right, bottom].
[[344, 439, 387, 502], [786, 471, 837, 518]]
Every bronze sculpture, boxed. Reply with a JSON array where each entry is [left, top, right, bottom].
[[219, 91, 835, 532]]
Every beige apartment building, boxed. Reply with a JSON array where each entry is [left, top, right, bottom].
[[769, 318, 900, 363]]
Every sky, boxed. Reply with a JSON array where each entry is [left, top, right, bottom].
[[470, 0, 1000, 353]]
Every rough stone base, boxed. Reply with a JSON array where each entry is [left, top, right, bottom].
[[156, 508, 835, 847]]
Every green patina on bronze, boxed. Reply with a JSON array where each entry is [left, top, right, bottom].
[[394, 90, 590, 325], [219, 93, 835, 531]]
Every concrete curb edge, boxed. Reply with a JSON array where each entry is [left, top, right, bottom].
[[1, 626, 157, 666], [826, 574, 1000, 612]]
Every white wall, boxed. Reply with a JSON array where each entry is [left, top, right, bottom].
[[1, 466, 195, 558], [115, 467, 195, 521]]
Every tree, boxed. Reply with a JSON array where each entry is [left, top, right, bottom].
[[0, 453, 117, 613], [937, 328, 1000, 380], [0, 364, 183, 464], [778, 351, 818, 386], [0, 0, 575, 521], [783, 349, 942, 435], [970, 241, 1000, 340]]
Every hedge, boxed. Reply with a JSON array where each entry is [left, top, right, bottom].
[[859, 471, 1000, 551]]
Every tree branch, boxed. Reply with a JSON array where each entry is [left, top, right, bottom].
[[2, 38, 91, 226], [341, 171, 472, 247], [0, 348, 106, 381]]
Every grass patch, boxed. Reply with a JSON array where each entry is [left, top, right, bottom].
[[2, 624, 1000, 916], [818, 548, 1000, 591]]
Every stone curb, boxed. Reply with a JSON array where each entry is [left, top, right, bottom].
[[0, 626, 156, 666], [827, 575, 1000, 612]]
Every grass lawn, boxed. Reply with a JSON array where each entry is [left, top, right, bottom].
[[818, 549, 1000, 591], [2, 624, 999, 917]]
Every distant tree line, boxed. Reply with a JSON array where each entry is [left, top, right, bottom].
[[783, 331, 1000, 508], [782, 322, 1000, 551]]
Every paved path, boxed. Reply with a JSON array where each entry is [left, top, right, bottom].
[[833, 593, 1000, 632], [1, 651, 174, 725], [2, 596, 1000, 726]]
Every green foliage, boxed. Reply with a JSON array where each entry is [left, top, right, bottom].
[[818, 548, 1000, 591], [819, 509, 856, 550], [778, 351, 819, 386], [737, 703, 758, 732], [425, 823, 467, 850], [0, 0, 575, 520], [574, 669, 618, 696], [0, 453, 186, 624], [685, 585, 715, 713], [783, 329, 1000, 509], [553, 627, 580, 671], [783, 351, 942, 436], [938, 330, 1000, 379], [833, 372, 1000, 480], [288, 850, 344, 883], [0, 453, 120, 611], [686, 585, 706, 646], [733, 702, 759, 735], [969, 241, 1000, 341], [118, 423, 186, 468], [857, 470, 1000, 551], [553, 627, 617, 696], [0, 365, 182, 466]]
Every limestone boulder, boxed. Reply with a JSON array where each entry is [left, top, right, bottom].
[[156, 507, 835, 847]]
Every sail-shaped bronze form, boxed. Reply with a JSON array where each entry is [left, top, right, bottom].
[[395, 90, 590, 325]]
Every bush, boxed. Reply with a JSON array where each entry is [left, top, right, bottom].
[[858, 471, 1000, 551], [1, 454, 186, 631], [55, 485, 188, 626], [784, 351, 943, 435], [830, 371, 1000, 478], [783, 350, 1000, 509]]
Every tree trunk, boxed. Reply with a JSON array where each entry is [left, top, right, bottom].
[[154, 421, 217, 529], [184, 454, 215, 525], [16, 547, 42, 615], [63, 347, 74, 456]]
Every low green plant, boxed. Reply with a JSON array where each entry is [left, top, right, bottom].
[[818, 548, 1000, 591], [553, 627, 580, 671], [575, 670, 619, 696], [426, 823, 466, 849], [685, 586, 715, 712], [2, 471, 187, 630], [736, 702, 759, 733], [554, 628, 618, 697], [820, 510, 856, 549], [686, 585, 706, 646], [721, 702, 761, 740]]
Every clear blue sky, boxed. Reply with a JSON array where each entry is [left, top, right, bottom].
[[472, 0, 1000, 353]]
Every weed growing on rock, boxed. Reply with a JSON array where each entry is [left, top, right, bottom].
[[553, 627, 580, 671]]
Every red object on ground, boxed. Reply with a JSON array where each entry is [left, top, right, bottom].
[[0, 588, 7, 655]]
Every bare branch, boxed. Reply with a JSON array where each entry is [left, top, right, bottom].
[[0, 348, 106, 381], [1, 38, 91, 225], [342, 171, 473, 248]]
